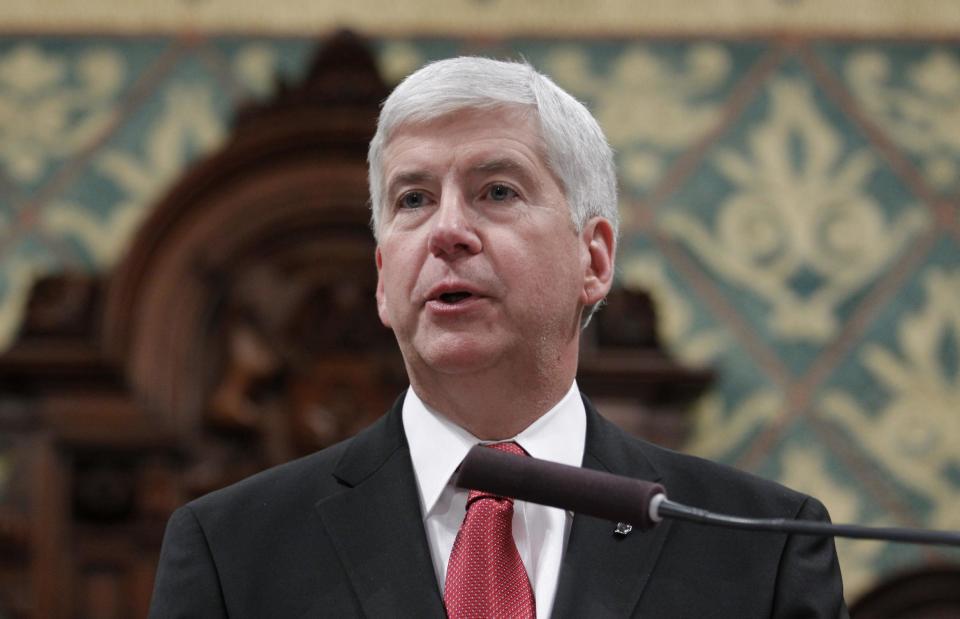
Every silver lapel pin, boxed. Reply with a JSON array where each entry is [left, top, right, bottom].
[[614, 522, 633, 536]]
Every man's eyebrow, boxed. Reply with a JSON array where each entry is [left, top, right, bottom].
[[470, 158, 541, 189], [472, 158, 528, 175], [386, 170, 436, 199]]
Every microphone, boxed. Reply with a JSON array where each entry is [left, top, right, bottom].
[[456, 444, 665, 530], [455, 445, 960, 547]]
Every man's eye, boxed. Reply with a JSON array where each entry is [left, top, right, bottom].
[[399, 191, 426, 209], [486, 184, 517, 202]]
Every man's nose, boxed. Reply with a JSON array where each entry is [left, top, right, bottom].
[[427, 192, 482, 258]]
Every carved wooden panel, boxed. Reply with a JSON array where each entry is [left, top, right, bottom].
[[578, 288, 713, 448], [0, 30, 395, 619], [850, 567, 960, 619]]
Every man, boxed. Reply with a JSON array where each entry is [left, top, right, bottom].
[[150, 57, 847, 617]]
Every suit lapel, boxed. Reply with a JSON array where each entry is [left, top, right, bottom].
[[314, 396, 447, 618], [551, 397, 673, 618]]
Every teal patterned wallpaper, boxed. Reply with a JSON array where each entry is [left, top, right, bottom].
[[1, 34, 958, 600]]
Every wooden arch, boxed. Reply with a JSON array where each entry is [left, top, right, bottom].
[[102, 30, 401, 448]]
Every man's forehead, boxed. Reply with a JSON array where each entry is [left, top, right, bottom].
[[381, 107, 550, 174], [385, 105, 541, 149]]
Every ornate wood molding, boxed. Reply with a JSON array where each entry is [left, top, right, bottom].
[[3, 0, 959, 36]]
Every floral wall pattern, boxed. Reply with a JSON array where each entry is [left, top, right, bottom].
[[0, 33, 958, 600]]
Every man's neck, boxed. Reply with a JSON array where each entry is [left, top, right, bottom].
[[406, 355, 579, 440]]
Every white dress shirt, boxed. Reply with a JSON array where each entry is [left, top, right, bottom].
[[402, 381, 586, 619]]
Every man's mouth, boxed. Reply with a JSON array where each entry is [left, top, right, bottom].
[[438, 291, 473, 304]]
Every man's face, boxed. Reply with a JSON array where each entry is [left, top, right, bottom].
[[375, 106, 611, 379]]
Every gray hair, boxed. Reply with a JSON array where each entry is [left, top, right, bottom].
[[367, 56, 618, 239], [367, 56, 618, 325]]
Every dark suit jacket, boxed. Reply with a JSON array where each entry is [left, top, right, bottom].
[[149, 394, 847, 618]]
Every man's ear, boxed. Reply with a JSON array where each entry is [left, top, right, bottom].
[[580, 217, 616, 306], [375, 246, 391, 328]]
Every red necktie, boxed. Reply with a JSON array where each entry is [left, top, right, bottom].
[[444, 442, 536, 619]]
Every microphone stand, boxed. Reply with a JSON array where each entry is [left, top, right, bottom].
[[652, 496, 960, 547]]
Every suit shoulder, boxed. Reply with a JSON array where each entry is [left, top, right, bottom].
[[625, 433, 814, 518], [587, 399, 824, 519], [187, 436, 355, 524]]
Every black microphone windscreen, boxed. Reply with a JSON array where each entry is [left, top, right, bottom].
[[455, 445, 665, 530]]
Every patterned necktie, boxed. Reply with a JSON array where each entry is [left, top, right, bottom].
[[444, 442, 536, 619]]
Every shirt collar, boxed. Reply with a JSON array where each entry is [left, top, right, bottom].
[[402, 381, 586, 519]]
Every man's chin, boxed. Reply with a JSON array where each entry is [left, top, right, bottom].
[[415, 339, 504, 376]]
